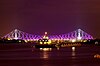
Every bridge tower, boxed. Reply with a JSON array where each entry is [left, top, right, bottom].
[[2, 29, 41, 40], [48, 29, 93, 40]]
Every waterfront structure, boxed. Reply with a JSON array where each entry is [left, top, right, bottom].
[[2, 29, 42, 41], [49, 29, 93, 40], [2, 29, 93, 42]]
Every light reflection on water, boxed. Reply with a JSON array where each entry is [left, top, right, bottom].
[[42, 51, 49, 59], [0, 44, 100, 66], [72, 47, 75, 52], [40, 48, 52, 59], [40, 48, 52, 51], [72, 47, 76, 59], [57, 47, 60, 50], [39, 47, 76, 59]]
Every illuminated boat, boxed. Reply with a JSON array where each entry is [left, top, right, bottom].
[[94, 54, 100, 59], [35, 44, 56, 48], [35, 32, 56, 48]]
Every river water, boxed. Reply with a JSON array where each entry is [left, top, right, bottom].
[[0, 44, 100, 66]]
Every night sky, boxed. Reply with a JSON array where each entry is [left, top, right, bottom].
[[0, 0, 100, 38]]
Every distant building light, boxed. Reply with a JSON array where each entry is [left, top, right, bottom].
[[19, 40, 21, 42], [72, 39, 76, 42], [45, 32, 47, 35], [40, 42, 43, 44], [44, 42, 47, 44], [7, 38, 11, 40]]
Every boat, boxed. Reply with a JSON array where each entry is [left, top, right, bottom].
[[94, 54, 100, 59], [35, 44, 56, 48], [35, 32, 56, 48]]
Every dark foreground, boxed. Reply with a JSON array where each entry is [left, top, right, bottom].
[[0, 43, 100, 66]]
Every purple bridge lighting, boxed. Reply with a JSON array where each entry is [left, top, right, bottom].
[[2, 29, 93, 41], [2, 29, 42, 41], [48, 29, 93, 40]]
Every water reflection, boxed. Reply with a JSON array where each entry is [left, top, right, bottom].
[[42, 51, 49, 59], [72, 47, 76, 59], [40, 48, 52, 51], [40, 48, 52, 59], [57, 47, 60, 50], [72, 47, 75, 52], [72, 51, 76, 56]]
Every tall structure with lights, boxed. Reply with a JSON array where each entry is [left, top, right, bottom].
[[43, 32, 49, 39], [77, 29, 82, 40], [2, 29, 42, 41], [2, 29, 93, 41]]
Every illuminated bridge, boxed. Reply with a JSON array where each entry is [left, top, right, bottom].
[[2, 29, 93, 41], [2, 29, 42, 41], [48, 29, 93, 40]]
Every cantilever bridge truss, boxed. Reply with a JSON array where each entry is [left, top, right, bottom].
[[2, 29, 93, 40], [3, 29, 42, 40]]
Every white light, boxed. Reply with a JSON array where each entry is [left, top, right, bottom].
[[40, 48, 52, 51], [77, 36, 82, 40], [45, 32, 47, 34], [72, 39, 76, 42], [72, 47, 75, 51], [77, 29, 82, 40], [14, 37, 18, 40]]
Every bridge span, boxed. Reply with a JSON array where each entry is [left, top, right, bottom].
[[2, 29, 93, 42]]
